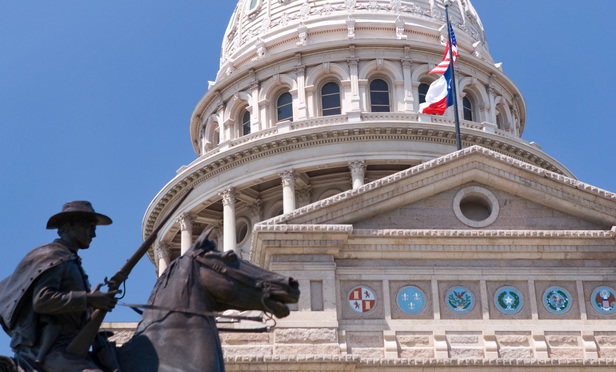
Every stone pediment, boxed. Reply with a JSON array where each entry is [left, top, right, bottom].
[[252, 146, 616, 265], [259, 146, 616, 230]]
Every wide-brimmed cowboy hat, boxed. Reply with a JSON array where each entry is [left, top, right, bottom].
[[46, 201, 112, 229]]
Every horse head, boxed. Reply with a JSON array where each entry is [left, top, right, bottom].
[[187, 229, 300, 318]]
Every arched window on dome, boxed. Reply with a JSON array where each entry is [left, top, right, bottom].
[[321, 82, 341, 116], [418, 83, 430, 105], [369, 78, 390, 112], [277, 92, 293, 122], [246, 0, 261, 13], [241, 109, 251, 136], [463, 96, 473, 121]]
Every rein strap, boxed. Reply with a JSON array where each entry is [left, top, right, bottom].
[[119, 302, 265, 323]]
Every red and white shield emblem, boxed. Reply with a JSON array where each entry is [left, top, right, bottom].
[[348, 286, 376, 313]]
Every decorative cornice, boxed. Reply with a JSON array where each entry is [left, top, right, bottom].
[[352, 228, 616, 239], [254, 224, 353, 233], [224, 355, 616, 367], [142, 135, 586, 237]]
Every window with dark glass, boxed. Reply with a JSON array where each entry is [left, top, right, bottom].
[[418, 83, 430, 104], [463, 97, 473, 121], [249, 0, 258, 10], [321, 82, 341, 116], [369, 79, 390, 112], [241, 110, 251, 136], [277, 92, 293, 122]]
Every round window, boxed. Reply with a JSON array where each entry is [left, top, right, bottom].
[[235, 218, 251, 245], [453, 186, 499, 228]]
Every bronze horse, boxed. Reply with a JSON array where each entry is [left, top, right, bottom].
[[1, 232, 300, 372]]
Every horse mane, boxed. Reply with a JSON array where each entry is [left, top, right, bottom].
[[133, 237, 217, 334]]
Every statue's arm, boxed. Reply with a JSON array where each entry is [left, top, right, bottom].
[[31, 264, 87, 315]]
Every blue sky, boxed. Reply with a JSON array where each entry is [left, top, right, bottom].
[[0, 0, 614, 357]]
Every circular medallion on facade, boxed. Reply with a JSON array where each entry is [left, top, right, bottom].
[[494, 287, 523, 314], [348, 286, 377, 314], [543, 287, 572, 314], [396, 286, 426, 314], [446, 287, 474, 313], [590, 287, 616, 314]]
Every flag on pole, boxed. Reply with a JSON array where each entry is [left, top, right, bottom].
[[429, 23, 457, 75], [419, 22, 457, 115], [419, 62, 453, 115]]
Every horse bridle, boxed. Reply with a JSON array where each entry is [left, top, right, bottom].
[[120, 251, 278, 332], [189, 250, 280, 316]]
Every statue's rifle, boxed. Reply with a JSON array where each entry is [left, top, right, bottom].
[[66, 188, 193, 358]]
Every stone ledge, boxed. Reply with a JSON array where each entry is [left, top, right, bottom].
[[225, 355, 616, 366]]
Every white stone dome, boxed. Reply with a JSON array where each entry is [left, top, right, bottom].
[[218, 0, 491, 82]]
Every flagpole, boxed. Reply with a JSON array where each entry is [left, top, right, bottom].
[[444, 0, 462, 151]]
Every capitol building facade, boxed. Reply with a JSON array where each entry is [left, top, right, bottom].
[[108, 0, 616, 370]]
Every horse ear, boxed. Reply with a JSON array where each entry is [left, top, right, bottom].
[[188, 227, 216, 252]]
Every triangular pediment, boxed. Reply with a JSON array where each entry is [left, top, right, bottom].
[[260, 146, 616, 230]]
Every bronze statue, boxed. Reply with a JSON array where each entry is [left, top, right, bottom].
[[0, 201, 120, 371], [0, 203, 300, 372], [114, 229, 300, 372]]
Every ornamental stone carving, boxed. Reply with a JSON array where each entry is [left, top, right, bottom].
[[176, 213, 194, 233], [154, 241, 172, 263], [279, 169, 296, 189], [219, 187, 237, 209], [391, 0, 402, 13], [396, 16, 407, 40], [347, 15, 356, 39], [346, 0, 356, 12], [297, 21, 308, 47], [300, 0, 311, 19]]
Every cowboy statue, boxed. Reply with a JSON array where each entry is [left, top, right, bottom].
[[0, 201, 121, 372]]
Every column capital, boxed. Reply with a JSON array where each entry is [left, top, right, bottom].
[[155, 241, 172, 262], [219, 187, 237, 208], [176, 213, 194, 232], [349, 160, 366, 190], [279, 169, 296, 188], [349, 159, 366, 175]]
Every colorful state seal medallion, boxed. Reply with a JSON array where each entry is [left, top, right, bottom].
[[446, 287, 474, 313], [543, 287, 571, 314], [397, 286, 425, 314], [348, 286, 377, 313], [494, 287, 523, 314], [591, 287, 616, 314]]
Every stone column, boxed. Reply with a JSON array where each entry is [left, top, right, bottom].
[[155, 242, 171, 277], [177, 213, 194, 256], [279, 170, 296, 214], [213, 224, 224, 253], [219, 187, 237, 252], [295, 64, 308, 120], [349, 160, 366, 190], [401, 57, 414, 112]]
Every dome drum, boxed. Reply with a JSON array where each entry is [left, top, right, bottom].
[[192, 43, 526, 156]]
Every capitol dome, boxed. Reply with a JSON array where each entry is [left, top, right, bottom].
[[134, 2, 616, 369], [144, 0, 575, 253], [145, 0, 576, 252]]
